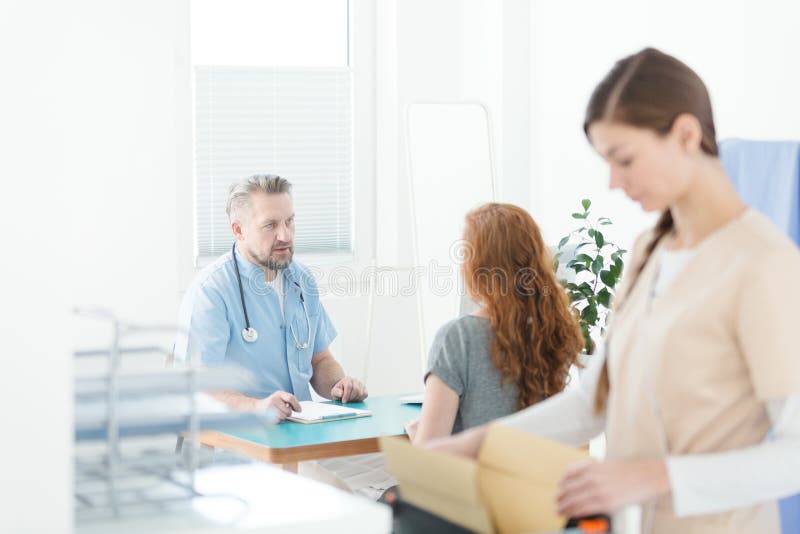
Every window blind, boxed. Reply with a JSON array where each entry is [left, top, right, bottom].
[[194, 66, 353, 259]]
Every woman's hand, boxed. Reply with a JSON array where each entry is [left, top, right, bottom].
[[425, 425, 488, 458], [404, 419, 420, 441], [557, 459, 671, 517]]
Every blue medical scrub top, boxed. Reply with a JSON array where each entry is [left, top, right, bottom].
[[174, 247, 337, 401]]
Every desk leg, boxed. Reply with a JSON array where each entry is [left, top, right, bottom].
[[280, 462, 298, 473]]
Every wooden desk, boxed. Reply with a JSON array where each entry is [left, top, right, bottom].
[[198, 395, 421, 466]]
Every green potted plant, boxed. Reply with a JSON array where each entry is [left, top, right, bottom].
[[555, 199, 626, 355]]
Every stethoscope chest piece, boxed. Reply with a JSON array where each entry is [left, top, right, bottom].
[[242, 327, 258, 343]]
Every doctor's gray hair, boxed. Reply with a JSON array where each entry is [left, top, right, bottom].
[[226, 174, 293, 222]]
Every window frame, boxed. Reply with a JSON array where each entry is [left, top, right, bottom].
[[177, 0, 375, 293]]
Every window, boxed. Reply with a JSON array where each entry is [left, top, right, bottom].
[[191, 0, 353, 260]]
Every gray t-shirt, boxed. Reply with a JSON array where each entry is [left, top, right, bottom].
[[426, 315, 519, 433]]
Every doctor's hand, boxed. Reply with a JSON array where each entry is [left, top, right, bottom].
[[258, 391, 301, 422], [330, 377, 368, 403], [556, 458, 671, 518]]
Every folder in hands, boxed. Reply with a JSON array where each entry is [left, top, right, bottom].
[[380, 424, 587, 534]]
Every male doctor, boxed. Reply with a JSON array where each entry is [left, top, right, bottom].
[[175, 174, 367, 420]]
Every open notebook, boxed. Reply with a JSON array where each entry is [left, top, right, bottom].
[[287, 401, 372, 424]]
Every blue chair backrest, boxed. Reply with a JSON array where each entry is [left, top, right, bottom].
[[719, 138, 800, 246], [781, 495, 800, 534]]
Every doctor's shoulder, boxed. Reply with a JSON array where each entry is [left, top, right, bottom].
[[176, 254, 235, 342], [186, 252, 237, 301], [193, 252, 236, 284]]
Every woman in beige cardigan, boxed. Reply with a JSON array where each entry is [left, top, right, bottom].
[[428, 47, 800, 533]]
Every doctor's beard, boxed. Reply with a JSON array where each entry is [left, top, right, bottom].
[[249, 243, 294, 271]]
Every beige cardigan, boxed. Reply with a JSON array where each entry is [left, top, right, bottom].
[[606, 209, 800, 533]]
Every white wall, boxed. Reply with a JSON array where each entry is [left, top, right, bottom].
[[363, 0, 533, 383], [378, 0, 530, 265], [0, 1, 189, 531], [0, 2, 72, 531], [528, 0, 800, 253], [66, 0, 186, 342]]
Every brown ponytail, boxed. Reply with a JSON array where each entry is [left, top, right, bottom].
[[584, 48, 718, 413]]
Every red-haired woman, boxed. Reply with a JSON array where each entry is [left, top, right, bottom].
[[406, 202, 584, 445]]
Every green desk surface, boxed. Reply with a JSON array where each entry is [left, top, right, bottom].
[[215, 394, 421, 449]]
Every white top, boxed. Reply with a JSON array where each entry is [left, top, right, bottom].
[[650, 247, 696, 300], [501, 247, 800, 517], [267, 271, 285, 319]]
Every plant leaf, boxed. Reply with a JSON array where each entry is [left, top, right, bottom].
[[580, 323, 594, 354], [571, 212, 587, 220], [591, 255, 604, 274], [597, 287, 612, 307], [594, 231, 605, 248], [614, 256, 624, 275], [569, 291, 585, 303], [600, 269, 616, 288], [578, 282, 594, 297], [575, 253, 593, 265], [558, 235, 570, 249], [582, 198, 591, 211], [581, 304, 598, 324]]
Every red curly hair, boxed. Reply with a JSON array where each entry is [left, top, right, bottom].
[[463, 203, 584, 409]]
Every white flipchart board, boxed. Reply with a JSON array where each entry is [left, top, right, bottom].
[[406, 102, 496, 372]]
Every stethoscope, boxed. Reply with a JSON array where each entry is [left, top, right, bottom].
[[232, 242, 311, 349]]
